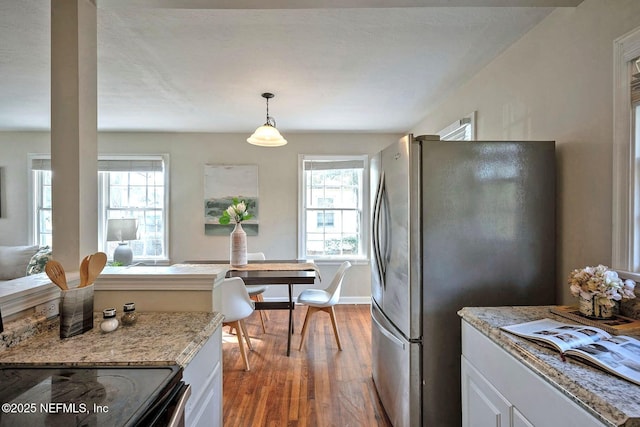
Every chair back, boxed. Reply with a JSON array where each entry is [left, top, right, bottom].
[[323, 261, 352, 306], [220, 277, 254, 322], [247, 252, 266, 261]]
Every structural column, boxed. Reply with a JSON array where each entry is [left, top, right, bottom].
[[51, 0, 98, 269]]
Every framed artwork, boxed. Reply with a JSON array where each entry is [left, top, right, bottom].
[[204, 164, 259, 235]]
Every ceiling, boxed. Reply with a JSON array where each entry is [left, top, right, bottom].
[[0, 0, 582, 133]]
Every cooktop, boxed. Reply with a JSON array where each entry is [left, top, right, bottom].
[[0, 365, 181, 427]]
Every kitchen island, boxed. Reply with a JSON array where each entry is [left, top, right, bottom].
[[0, 310, 224, 427], [459, 306, 640, 427]]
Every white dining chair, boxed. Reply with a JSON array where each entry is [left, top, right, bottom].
[[220, 277, 255, 371], [298, 261, 352, 351], [246, 251, 269, 332]]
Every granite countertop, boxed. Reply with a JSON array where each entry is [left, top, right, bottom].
[[0, 311, 224, 367], [459, 306, 640, 427]]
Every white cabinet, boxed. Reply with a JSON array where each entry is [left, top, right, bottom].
[[183, 324, 223, 427], [461, 320, 605, 427], [512, 408, 535, 427], [462, 357, 511, 427]]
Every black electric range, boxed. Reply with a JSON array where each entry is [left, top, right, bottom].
[[0, 365, 184, 427]]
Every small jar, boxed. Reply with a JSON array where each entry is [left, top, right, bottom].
[[100, 308, 119, 333], [121, 302, 138, 326]]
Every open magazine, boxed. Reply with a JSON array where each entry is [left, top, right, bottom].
[[501, 318, 640, 386]]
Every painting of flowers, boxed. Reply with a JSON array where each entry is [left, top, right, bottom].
[[204, 164, 259, 235]]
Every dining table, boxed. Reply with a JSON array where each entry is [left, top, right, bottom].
[[181, 259, 318, 356]]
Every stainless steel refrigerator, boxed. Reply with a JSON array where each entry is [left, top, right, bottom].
[[370, 135, 556, 426]]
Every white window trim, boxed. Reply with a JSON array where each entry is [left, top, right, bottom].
[[612, 26, 640, 280], [27, 153, 49, 245], [297, 154, 370, 261], [437, 111, 476, 141], [98, 154, 170, 263], [28, 153, 170, 263]]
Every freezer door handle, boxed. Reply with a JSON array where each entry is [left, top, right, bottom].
[[371, 305, 405, 350], [372, 171, 386, 287]]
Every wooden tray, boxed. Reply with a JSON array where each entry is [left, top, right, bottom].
[[549, 305, 640, 335]]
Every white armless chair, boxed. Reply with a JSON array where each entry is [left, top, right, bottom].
[[220, 277, 255, 371], [246, 251, 269, 332], [298, 261, 352, 351]]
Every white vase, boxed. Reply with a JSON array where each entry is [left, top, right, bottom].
[[230, 222, 247, 267]]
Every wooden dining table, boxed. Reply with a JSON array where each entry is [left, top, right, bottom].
[[182, 259, 318, 356]]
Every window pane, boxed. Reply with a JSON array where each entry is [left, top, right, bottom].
[[109, 186, 128, 207], [306, 233, 325, 256], [150, 186, 164, 208], [40, 209, 52, 233], [33, 170, 53, 247], [129, 185, 148, 207], [341, 234, 359, 255], [42, 184, 52, 209], [109, 172, 128, 185], [129, 172, 148, 186], [307, 210, 320, 232], [341, 210, 360, 233]]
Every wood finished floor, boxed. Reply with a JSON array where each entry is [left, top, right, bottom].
[[222, 304, 392, 427]]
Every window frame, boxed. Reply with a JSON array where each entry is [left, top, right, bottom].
[[98, 154, 170, 263], [298, 154, 370, 262], [437, 111, 476, 141], [612, 26, 640, 280], [29, 154, 53, 247], [29, 153, 170, 264]]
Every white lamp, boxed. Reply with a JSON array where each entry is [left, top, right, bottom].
[[106, 218, 138, 265], [247, 92, 288, 147]]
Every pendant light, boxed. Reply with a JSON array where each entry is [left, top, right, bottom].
[[247, 92, 288, 147]]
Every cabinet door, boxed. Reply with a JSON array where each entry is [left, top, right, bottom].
[[184, 326, 222, 427], [462, 357, 511, 427], [512, 407, 534, 427]]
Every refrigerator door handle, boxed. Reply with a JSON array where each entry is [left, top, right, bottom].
[[371, 304, 405, 350], [380, 176, 391, 271], [372, 171, 386, 286]]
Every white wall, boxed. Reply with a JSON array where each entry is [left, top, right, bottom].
[[411, 0, 640, 304], [5, 0, 639, 307], [0, 131, 398, 301], [0, 132, 49, 244]]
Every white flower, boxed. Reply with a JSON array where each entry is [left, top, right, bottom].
[[603, 270, 620, 284], [568, 265, 636, 303], [219, 199, 252, 224]]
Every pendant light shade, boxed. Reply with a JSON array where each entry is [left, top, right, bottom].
[[247, 93, 288, 147]]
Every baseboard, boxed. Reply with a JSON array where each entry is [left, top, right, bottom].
[[263, 296, 370, 305], [336, 296, 371, 304]]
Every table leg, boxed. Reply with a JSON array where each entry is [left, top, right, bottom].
[[287, 283, 294, 356]]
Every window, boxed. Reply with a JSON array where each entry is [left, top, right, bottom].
[[613, 26, 640, 278], [317, 212, 335, 228], [30, 155, 169, 262], [31, 158, 52, 247], [299, 155, 369, 260], [437, 111, 476, 141]]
